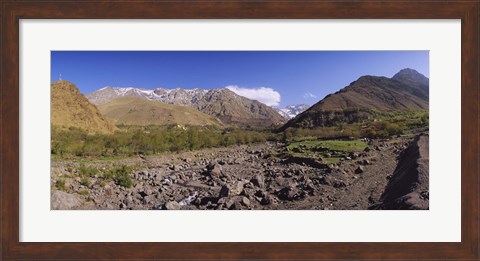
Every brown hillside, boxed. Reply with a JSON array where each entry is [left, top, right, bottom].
[[51, 80, 116, 133], [98, 96, 223, 127]]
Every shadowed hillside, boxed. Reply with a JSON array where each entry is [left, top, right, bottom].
[[282, 68, 429, 129]]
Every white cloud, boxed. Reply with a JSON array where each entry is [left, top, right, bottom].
[[303, 92, 317, 99], [226, 85, 281, 107]]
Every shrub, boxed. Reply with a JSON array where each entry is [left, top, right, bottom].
[[80, 175, 90, 187], [78, 163, 98, 187], [55, 178, 66, 190], [78, 163, 97, 177], [105, 165, 133, 188], [52, 125, 281, 158]]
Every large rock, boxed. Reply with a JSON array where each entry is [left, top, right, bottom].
[[51, 190, 83, 210], [251, 174, 265, 188], [371, 133, 429, 210], [164, 201, 181, 210], [230, 182, 245, 196], [218, 185, 230, 198], [207, 162, 222, 176]]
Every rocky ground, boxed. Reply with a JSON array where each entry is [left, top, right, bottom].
[[51, 133, 427, 210]]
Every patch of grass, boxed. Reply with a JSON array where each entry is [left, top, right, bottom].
[[79, 189, 89, 196], [281, 138, 365, 166], [321, 157, 342, 165], [78, 163, 98, 177], [80, 176, 90, 187], [78, 163, 97, 187], [287, 139, 367, 153], [55, 178, 66, 190]]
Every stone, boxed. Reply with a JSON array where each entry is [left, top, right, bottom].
[[276, 185, 303, 201], [104, 187, 114, 196], [332, 180, 347, 188], [226, 198, 236, 209], [242, 197, 251, 207], [355, 166, 365, 174], [218, 185, 230, 198], [349, 152, 359, 159], [319, 176, 333, 186], [165, 201, 181, 210], [231, 182, 244, 195], [251, 174, 265, 188], [217, 197, 227, 205], [260, 194, 274, 205], [207, 163, 222, 176], [51, 190, 82, 210]]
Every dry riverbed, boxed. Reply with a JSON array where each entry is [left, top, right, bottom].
[[51, 133, 425, 210]]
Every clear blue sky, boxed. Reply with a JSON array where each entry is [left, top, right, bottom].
[[51, 51, 428, 108]]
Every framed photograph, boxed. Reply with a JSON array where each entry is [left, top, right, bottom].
[[1, 1, 478, 260]]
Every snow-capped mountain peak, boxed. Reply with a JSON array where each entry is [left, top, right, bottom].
[[86, 86, 209, 106], [275, 104, 310, 119]]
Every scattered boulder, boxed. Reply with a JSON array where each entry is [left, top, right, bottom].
[[51, 190, 83, 210], [218, 185, 230, 198], [260, 194, 274, 205], [230, 182, 245, 196], [207, 162, 222, 176], [355, 166, 365, 174], [164, 201, 181, 210], [241, 197, 251, 207], [251, 174, 265, 188]]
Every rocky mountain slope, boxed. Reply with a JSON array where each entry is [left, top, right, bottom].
[[87, 86, 284, 128], [194, 89, 284, 128], [275, 104, 310, 119], [282, 68, 429, 129], [98, 96, 223, 127], [51, 80, 116, 133], [86, 86, 207, 106]]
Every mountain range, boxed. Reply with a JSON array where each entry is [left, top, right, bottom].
[[87, 86, 285, 128], [282, 68, 429, 129], [52, 68, 428, 133]]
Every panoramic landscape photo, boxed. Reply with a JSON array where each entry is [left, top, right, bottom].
[[51, 51, 429, 210]]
